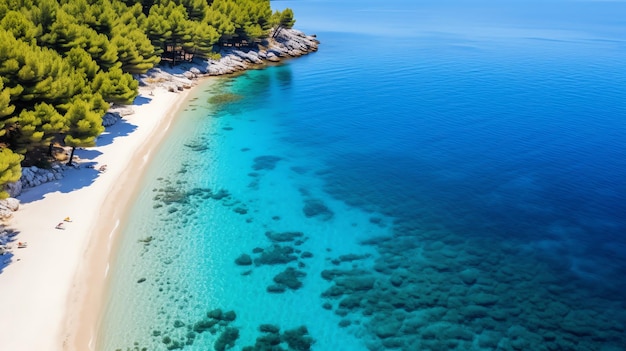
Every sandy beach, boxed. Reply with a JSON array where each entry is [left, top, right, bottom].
[[0, 82, 200, 351]]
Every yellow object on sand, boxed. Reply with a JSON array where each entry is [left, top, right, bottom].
[[64, 217, 71, 222]]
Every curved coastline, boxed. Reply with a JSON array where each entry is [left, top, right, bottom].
[[0, 28, 319, 351], [65, 83, 199, 351]]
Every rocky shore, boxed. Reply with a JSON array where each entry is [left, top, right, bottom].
[[136, 28, 318, 91], [206, 28, 319, 76]]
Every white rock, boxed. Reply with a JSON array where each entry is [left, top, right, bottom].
[[0, 198, 20, 211], [102, 112, 121, 127], [0, 208, 12, 221], [4, 181, 22, 198]]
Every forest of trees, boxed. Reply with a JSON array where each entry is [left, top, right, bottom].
[[0, 0, 296, 198]]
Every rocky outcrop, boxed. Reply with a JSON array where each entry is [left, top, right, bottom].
[[0, 198, 20, 221], [3, 164, 68, 210], [0, 226, 17, 250], [102, 112, 121, 127], [4, 181, 22, 199], [206, 29, 319, 76], [19, 165, 65, 189]]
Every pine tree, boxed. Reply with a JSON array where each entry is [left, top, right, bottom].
[[111, 28, 160, 74], [63, 99, 105, 165], [0, 10, 40, 45], [0, 80, 16, 135], [65, 47, 100, 81], [92, 66, 138, 105], [184, 21, 219, 58], [0, 147, 23, 199]]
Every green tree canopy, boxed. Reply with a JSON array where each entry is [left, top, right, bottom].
[[92, 66, 138, 105], [64, 99, 105, 164], [0, 147, 23, 199]]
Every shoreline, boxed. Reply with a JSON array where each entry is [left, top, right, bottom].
[[65, 81, 204, 351], [0, 82, 200, 351]]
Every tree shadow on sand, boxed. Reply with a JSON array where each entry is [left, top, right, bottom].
[[133, 95, 152, 106], [16, 166, 104, 204], [16, 119, 140, 204], [0, 250, 13, 274], [94, 118, 138, 147], [0, 228, 19, 274]]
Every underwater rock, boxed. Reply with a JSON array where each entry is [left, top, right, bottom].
[[253, 155, 282, 170], [335, 276, 376, 292], [282, 326, 315, 351], [207, 308, 223, 319], [338, 295, 362, 309], [265, 231, 304, 242], [335, 308, 350, 317], [338, 253, 371, 263], [389, 274, 403, 287], [472, 293, 499, 306], [461, 305, 490, 320], [273, 267, 306, 290], [223, 310, 237, 322], [233, 206, 248, 214], [214, 327, 239, 351], [459, 268, 479, 285], [154, 186, 188, 205], [184, 141, 210, 152], [193, 319, 219, 333], [267, 284, 287, 293], [235, 254, 253, 266], [381, 337, 404, 349], [302, 199, 334, 220], [373, 320, 402, 338], [259, 324, 280, 334], [320, 268, 371, 281], [338, 319, 352, 328], [255, 332, 282, 347], [560, 310, 596, 336], [254, 245, 298, 265], [321, 285, 346, 298], [211, 189, 230, 200]]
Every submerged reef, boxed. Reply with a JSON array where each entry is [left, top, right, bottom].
[[234, 230, 314, 294]]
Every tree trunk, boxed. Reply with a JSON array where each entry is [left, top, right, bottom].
[[48, 142, 53, 156], [67, 146, 76, 166], [272, 26, 283, 39]]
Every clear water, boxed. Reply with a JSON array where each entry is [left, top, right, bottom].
[[99, 1, 626, 350]]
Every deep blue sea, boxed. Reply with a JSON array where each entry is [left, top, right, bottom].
[[98, 1, 626, 350]]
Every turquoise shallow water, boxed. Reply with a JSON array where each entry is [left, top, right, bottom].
[[99, 1, 626, 350]]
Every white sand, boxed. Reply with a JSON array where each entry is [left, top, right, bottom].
[[0, 83, 199, 351]]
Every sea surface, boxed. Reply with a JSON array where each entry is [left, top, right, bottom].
[[98, 1, 626, 350]]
